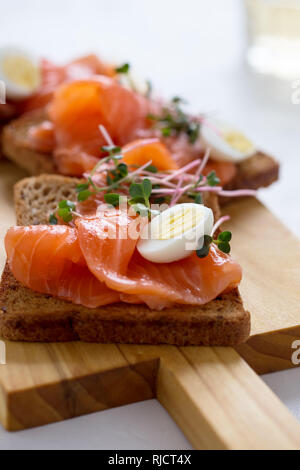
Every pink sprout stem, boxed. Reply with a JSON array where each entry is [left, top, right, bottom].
[[212, 215, 230, 236], [170, 175, 185, 206], [193, 186, 222, 193], [99, 125, 114, 147], [218, 189, 257, 197], [196, 148, 210, 176], [162, 159, 202, 182]]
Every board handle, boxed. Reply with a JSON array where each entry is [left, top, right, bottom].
[[156, 346, 300, 450]]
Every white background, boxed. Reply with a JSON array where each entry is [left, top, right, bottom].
[[0, 0, 300, 449]]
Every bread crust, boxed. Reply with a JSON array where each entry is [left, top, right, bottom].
[[0, 265, 250, 345]]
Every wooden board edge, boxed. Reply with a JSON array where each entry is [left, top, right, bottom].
[[0, 359, 158, 431], [236, 325, 300, 375]]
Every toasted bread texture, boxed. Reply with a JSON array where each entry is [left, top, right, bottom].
[[2, 110, 279, 192], [0, 175, 250, 345]]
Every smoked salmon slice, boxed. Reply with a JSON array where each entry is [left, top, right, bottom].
[[76, 213, 242, 309], [203, 160, 237, 186], [17, 55, 116, 114], [48, 78, 155, 175], [5, 212, 242, 310], [122, 139, 178, 171], [5, 225, 120, 308]]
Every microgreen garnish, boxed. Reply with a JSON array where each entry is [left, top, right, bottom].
[[129, 179, 152, 208], [194, 194, 203, 205], [49, 213, 58, 225], [58, 200, 76, 223], [115, 63, 130, 74], [196, 235, 213, 258], [196, 231, 232, 258], [145, 165, 158, 173], [148, 96, 202, 144], [206, 171, 220, 187], [49, 200, 77, 224], [107, 162, 128, 185], [104, 193, 121, 207], [77, 190, 93, 202], [101, 145, 122, 158], [48, 125, 256, 239]]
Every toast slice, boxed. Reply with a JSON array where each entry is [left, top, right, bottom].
[[2, 110, 279, 192], [0, 175, 250, 345]]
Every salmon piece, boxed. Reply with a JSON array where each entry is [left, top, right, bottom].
[[5, 225, 120, 308], [203, 160, 237, 186], [27, 120, 56, 153], [5, 213, 242, 310], [16, 55, 116, 114], [122, 138, 178, 171], [48, 78, 154, 176], [76, 213, 242, 310]]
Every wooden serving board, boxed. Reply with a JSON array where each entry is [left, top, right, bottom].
[[0, 161, 300, 449]]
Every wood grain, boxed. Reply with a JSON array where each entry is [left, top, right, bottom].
[[120, 345, 300, 450], [1, 162, 300, 449], [224, 198, 300, 373]]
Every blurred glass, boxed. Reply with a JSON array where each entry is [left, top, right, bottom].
[[245, 0, 300, 80]]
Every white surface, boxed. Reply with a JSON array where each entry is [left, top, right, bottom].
[[0, 0, 300, 450]]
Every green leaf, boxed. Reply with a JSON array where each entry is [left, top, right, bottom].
[[115, 63, 130, 74], [145, 165, 158, 174], [218, 242, 231, 254], [196, 245, 210, 258], [129, 196, 146, 205], [116, 163, 128, 177], [203, 235, 213, 247], [142, 179, 152, 200], [49, 214, 58, 225], [206, 171, 220, 187], [77, 190, 92, 202], [129, 183, 144, 199], [101, 145, 122, 155], [130, 203, 149, 217], [58, 200, 76, 211], [187, 122, 200, 144], [104, 193, 120, 207], [58, 208, 73, 223], [76, 183, 89, 193], [161, 127, 171, 137], [194, 194, 203, 205], [106, 174, 113, 186], [218, 231, 232, 242], [196, 235, 212, 258]]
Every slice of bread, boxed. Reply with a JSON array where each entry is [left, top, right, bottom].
[[0, 175, 250, 345], [2, 110, 279, 192]]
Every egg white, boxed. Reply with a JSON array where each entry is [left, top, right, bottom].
[[0, 47, 41, 100], [201, 119, 256, 163], [137, 203, 214, 264]]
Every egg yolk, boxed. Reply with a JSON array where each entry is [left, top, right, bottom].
[[3, 55, 40, 90], [152, 206, 204, 240], [223, 131, 254, 153]]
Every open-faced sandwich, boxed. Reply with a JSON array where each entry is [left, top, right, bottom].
[[0, 49, 279, 196], [0, 133, 250, 346]]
